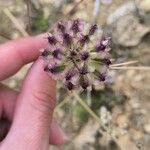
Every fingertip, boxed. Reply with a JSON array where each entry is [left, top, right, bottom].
[[49, 121, 68, 145], [24, 57, 56, 93], [0, 33, 48, 80], [34, 33, 48, 48]]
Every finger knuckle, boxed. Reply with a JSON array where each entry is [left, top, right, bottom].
[[30, 90, 55, 113]]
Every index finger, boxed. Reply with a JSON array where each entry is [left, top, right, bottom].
[[0, 34, 47, 80]]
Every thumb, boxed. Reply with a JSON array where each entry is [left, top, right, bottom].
[[3, 58, 56, 150]]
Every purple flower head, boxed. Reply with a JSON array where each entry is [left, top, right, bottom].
[[41, 19, 112, 91]]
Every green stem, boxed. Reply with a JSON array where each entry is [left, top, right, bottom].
[[73, 92, 103, 125], [55, 92, 74, 112]]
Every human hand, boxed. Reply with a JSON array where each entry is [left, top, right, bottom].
[[0, 35, 65, 150]]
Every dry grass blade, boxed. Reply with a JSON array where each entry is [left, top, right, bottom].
[[110, 60, 138, 67], [55, 93, 73, 112], [110, 66, 150, 70], [25, 0, 32, 34], [3, 8, 29, 37], [0, 32, 12, 40]]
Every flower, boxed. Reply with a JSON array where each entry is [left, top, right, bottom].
[[41, 19, 112, 91]]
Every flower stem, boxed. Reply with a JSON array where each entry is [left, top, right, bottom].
[[73, 91, 125, 150]]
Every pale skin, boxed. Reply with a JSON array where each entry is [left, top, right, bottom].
[[0, 34, 65, 150]]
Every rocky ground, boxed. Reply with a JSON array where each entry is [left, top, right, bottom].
[[0, 0, 150, 150]]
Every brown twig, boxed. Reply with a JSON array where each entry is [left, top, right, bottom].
[[110, 66, 150, 70], [0, 32, 12, 40], [65, 0, 85, 16], [25, 0, 32, 34], [3, 8, 29, 37], [48, 0, 85, 32]]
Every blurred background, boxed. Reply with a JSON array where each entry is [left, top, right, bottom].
[[0, 0, 150, 150]]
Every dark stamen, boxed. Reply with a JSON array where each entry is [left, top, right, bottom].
[[98, 73, 106, 82], [103, 58, 111, 66], [52, 49, 61, 59], [72, 19, 80, 34], [66, 82, 74, 90], [80, 51, 89, 61], [96, 43, 106, 52], [89, 24, 97, 35], [70, 49, 77, 57], [81, 81, 89, 90], [65, 70, 76, 81], [41, 49, 49, 57], [44, 65, 49, 72], [80, 77, 89, 90], [80, 65, 88, 75], [58, 22, 65, 33], [47, 35, 57, 45], [44, 65, 63, 74], [79, 35, 90, 45], [49, 67, 57, 74], [63, 33, 72, 46]]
